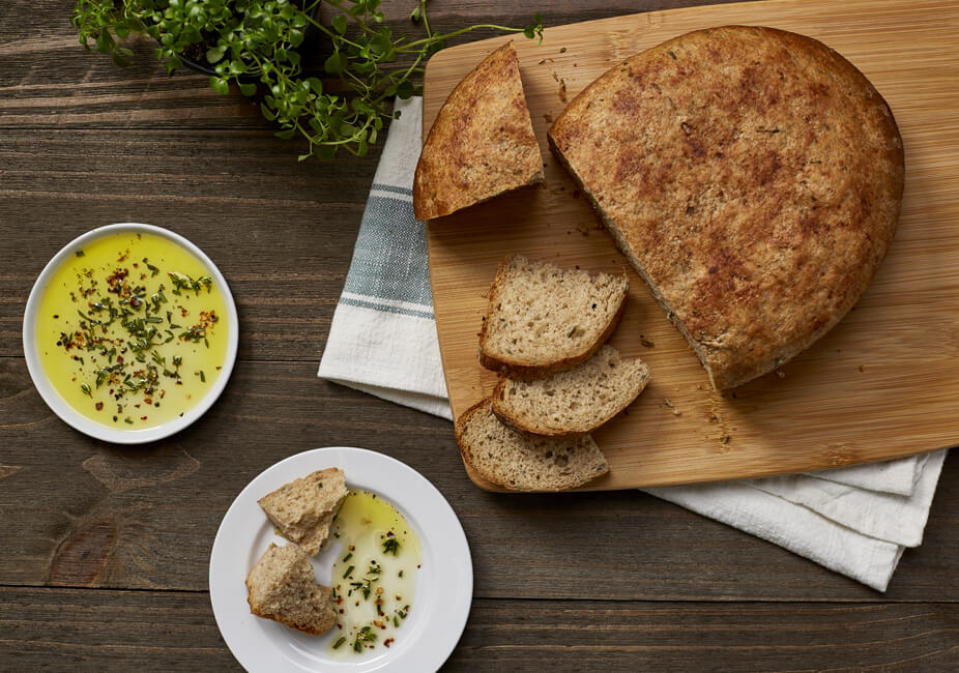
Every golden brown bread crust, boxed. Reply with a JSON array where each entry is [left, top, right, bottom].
[[548, 26, 905, 389], [414, 42, 544, 221]]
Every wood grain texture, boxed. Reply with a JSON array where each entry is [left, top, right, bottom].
[[2, 588, 958, 672], [424, 0, 959, 489], [1, 0, 958, 670]]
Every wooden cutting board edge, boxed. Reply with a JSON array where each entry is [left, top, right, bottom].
[[423, 0, 959, 492]]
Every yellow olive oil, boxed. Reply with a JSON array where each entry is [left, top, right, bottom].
[[327, 490, 422, 655], [35, 231, 229, 429]]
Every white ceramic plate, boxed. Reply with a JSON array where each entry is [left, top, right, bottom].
[[22, 222, 239, 444], [210, 447, 473, 673]]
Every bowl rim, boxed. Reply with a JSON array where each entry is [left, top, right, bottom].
[[22, 222, 240, 445]]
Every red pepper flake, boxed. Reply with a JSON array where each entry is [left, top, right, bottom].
[[141, 416, 148, 421], [384, 639, 394, 648], [95, 402, 104, 411]]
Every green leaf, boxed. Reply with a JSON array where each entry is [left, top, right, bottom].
[[239, 82, 257, 97], [306, 77, 323, 95], [409, 6, 421, 23], [275, 128, 296, 140], [95, 29, 114, 54], [324, 52, 344, 75], [260, 102, 277, 121], [211, 77, 230, 95], [396, 80, 414, 99], [206, 45, 226, 64], [317, 145, 337, 161], [297, 153, 312, 162], [332, 14, 347, 35]]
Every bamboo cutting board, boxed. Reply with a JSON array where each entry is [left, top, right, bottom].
[[423, 0, 959, 490]]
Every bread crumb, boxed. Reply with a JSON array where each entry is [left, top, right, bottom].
[[776, 370, 786, 379]]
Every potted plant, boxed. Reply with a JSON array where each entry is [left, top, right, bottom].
[[71, 0, 543, 161]]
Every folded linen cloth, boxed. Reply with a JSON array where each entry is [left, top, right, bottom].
[[318, 96, 947, 592]]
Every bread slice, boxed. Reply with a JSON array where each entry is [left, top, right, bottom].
[[548, 26, 903, 389], [455, 399, 609, 491], [492, 345, 650, 437], [479, 255, 629, 380], [245, 543, 337, 635], [413, 41, 544, 221], [257, 468, 348, 555]]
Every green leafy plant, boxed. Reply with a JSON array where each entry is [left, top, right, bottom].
[[72, 0, 544, 160]]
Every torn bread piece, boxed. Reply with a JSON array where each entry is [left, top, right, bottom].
[[246, 543, 337, 635], [258, 467, 348, 555]]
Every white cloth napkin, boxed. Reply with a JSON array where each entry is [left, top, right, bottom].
[[318, 96, 947, 592]]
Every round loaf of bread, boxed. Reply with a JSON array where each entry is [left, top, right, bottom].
[[548, 26, 905, 389]]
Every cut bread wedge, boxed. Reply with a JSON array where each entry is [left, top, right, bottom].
[[413, 41, 544, 221], [455, 399, 609, 491], [257, 468, 347, 555], [245, 543, 337, 635], [492, 345, 650, 437], [480, 255, 629, 380]]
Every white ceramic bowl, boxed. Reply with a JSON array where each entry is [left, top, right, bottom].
[[22, 222, 239, 444]]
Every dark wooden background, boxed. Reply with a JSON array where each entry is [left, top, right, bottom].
[[2, 1, 957, 670]]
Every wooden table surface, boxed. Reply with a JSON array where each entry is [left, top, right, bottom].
[[2, 1, 957, 670]]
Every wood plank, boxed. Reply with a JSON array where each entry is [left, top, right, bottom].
[[1, 357, 956, 600], [1, 587, 957, 671], [450, 600, 959, 672], [423, 0, 959, 489]]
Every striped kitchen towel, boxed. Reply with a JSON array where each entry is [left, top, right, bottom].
[[318, 97, 451, 419], [318, 96, 947, 592]]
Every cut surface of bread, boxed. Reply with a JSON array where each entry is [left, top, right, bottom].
[[257, 468, 348, 555], [492, 345, 650, 437], [245, 543, 337, 635], [480, 255, 629, 380], [455, 400, 609, 491], [548, 26, 904, 390], [413, 41, 544, 221]]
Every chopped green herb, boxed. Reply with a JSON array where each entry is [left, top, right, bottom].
[[80, 383, 92, 397], [332, 637, 346, 650], [75, 250, 85, 257], [342, 552, 352, 563], [342, 565, 354, 579], [199, 370, 205, 382], [382, 538, 401, 556]]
